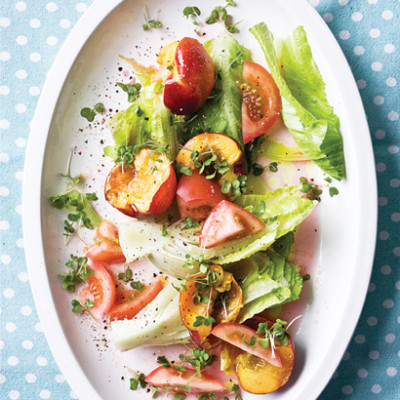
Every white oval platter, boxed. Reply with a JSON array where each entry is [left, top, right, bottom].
[[23, 0, 377, 399]]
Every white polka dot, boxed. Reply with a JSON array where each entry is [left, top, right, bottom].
[[323, 13, 333, 22], [16, 35, 27, 46], [358, 368, 368, 378], [8, 390, 20, 400], [36, 356, 48, 366], [354, 46, 365, 55], [388, 145, 399, 154], [46, 36, 58, 46], [0, 374, 5, 384], [46, 2, 58, 12], [18, 272, 29, 282], [29, 52, 41, 62], [30, 18, 41, 28], [15, 104, 27, 113], [55, 374, 65, 383], [76, 3, 87, 12], [371, 384, 382, 394], [394, 247, 400, 256], [29, 86, 40, 96], [6, 322, 16, 332], [3, 288, 15, 298], [0, 51, 11, 61], [15, 70, 27, 79], [396, 281, 400, 291], [357, 79, 366, 89], [367, 0, 378, 3], [0, 153, 10, 163], [385, 333, 396, 343], [15, 204, 22, 214], [383, 298, 394, 308], [0, 187, 9, 196], [354, 334, 366, 344], [386, 367, 397, 377], [15, 137, 26, 147], [8, 356, 19, 366], [0, 120, 9, 130], [60, 18, 71, 29], [22, 340, 33, 349], [338, 0, 348, 5], [373, 95, 384, 105], [384, 44, 395, 54], [371, 61, 383, 71], [35, 322, 43, 332], [0, 219, 10, 229], [367, 316, 378, 326], [375, 129, 385, 139], [369, 350, 379, 360], [376, 162, 386, 172], [16, 238, 24, 248], [26, 374, 36, 383], [70, 391, 79, 399], [1, 254, 11, 265], [382, 10, 393, 20], [391, 212, 400, 222], [339, 30, 351, 40], [0, 18, 11, 27], [0, 86, 10, 95], [369, 28, 381, 38], [381, 264, 391, 274], [15, 171, 24, 181], [21, 306, 32, 316], [15, 2, 27, 11], [342, 385, 353, 395], [351, 12, 363, 21], [368, 282, 376, 292], [386, 77, 397, 87], [390, 178, 400, 188], [40, 390, 51, 399], [388, 111, 399, 121], [342, 351, 350, 360]]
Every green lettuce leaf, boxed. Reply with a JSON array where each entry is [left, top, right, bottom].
[[238, 250, 303, 322], [249, 22, 345, 180], [258, 139, 308, 162], [184, 36, 249, 150]]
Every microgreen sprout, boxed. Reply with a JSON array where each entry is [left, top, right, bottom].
[[206, 2, 240, 33], [80, 102, 105, 122], [118, 267, 143, 290], [184, 217, 199, 229], [60, 255, 94, 292], [116, 82, 142, 103], [193, 315, 216, 327], [143, 7, 162, 31], [299, 177, 323, 202]]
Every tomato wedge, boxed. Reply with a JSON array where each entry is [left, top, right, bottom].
[[211, 322, 282, 368], [108, 279, 164, 321], [77, 262, 116, 320], [242, 61, 281, 144], [86, 221, 126, 263], [176, 170, 227, 221], [146, 366, 226, 393], [199, 200, 266, 248]]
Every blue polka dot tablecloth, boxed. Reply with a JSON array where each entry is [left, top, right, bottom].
[[0, 0, 399, 399]]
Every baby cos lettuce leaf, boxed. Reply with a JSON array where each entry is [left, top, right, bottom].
[[185, 36, 250, 150], [238, 250, 303, 322], [249, 22, 345, 180]]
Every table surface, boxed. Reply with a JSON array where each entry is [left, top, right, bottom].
[[1, 0, 399, 399]]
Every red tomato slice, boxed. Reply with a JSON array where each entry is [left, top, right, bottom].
[[146, 366, 226, 393], [199, 200, 266, 248], [212, 322, 282, 368], [86, 221, 126, 264], [176, 170, 227, 221], [242, 61, 281, 144], [77, 262, 116, 320], [108, 279, 164, 321]]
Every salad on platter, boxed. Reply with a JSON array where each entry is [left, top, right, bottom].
[[50, 3, 345, 399]]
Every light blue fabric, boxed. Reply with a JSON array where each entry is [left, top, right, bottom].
[[0, 1, 399, 399]]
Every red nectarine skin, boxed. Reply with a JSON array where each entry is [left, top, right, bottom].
[[163, 37, 215, 115]]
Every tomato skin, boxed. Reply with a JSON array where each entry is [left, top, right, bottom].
[[242, 61, 281, 144], [146, 366, 226, 393], [199, 200, 266, 248], [108, 279, 164, 321], [176, 171, 227, 220], [86, 221, 126, 264], [211, 322, 282, 368], [77, 262, 116, 320]]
